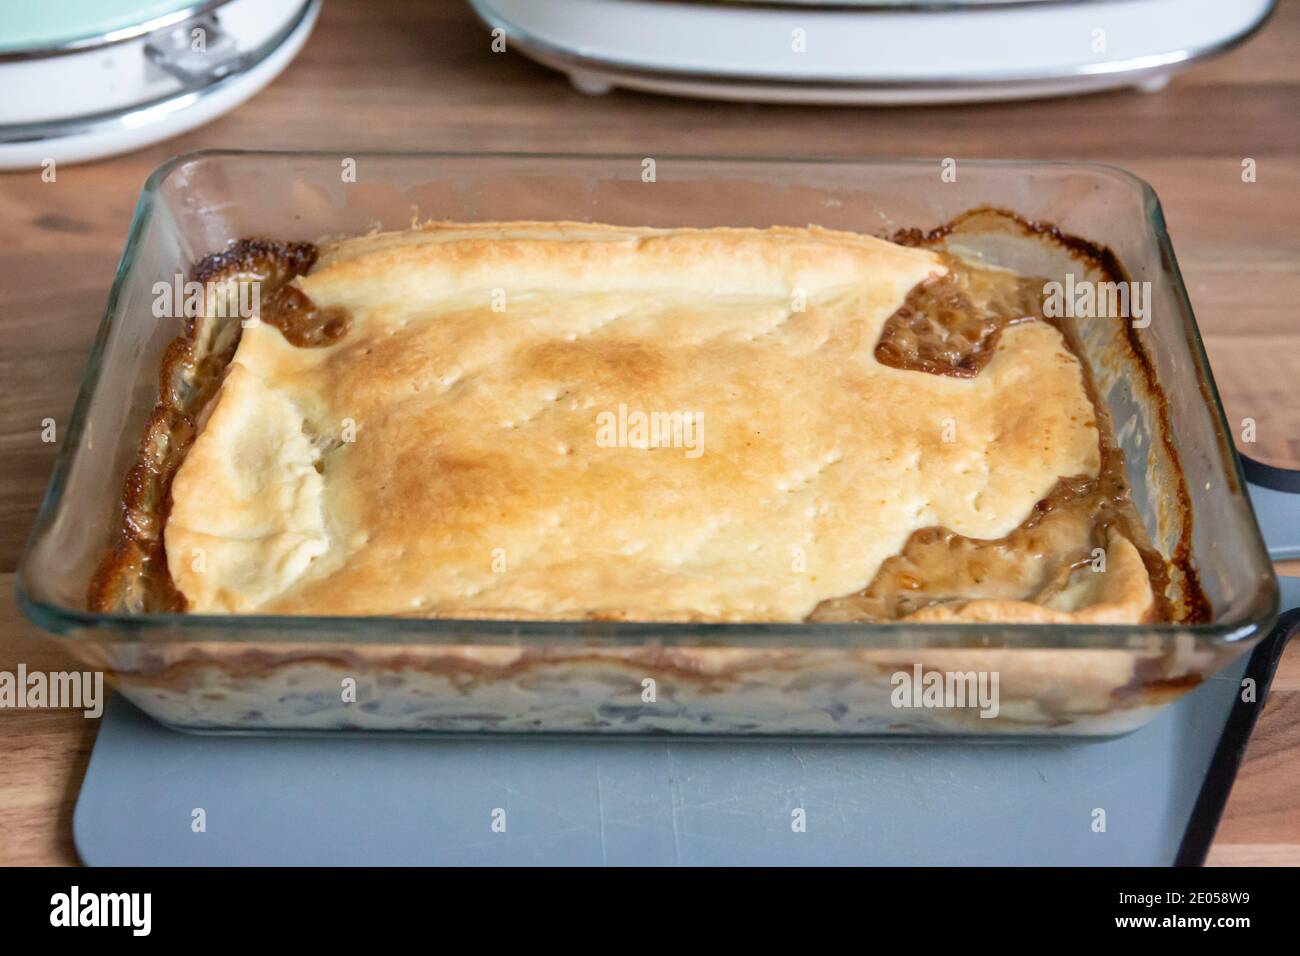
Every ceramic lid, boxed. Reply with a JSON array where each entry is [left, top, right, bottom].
[[0, 0, 228, 55]]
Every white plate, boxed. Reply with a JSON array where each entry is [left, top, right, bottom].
[[471, 0, 1275, 105]]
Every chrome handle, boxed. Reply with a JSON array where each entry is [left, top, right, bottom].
[[144, 13, 253, 87]]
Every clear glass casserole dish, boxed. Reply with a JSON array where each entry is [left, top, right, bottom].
[[16, 151, 1279, 737]]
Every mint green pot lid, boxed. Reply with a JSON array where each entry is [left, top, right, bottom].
[[0, 0, 225, 55]]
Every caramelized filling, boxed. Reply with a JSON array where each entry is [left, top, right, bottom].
[[816, 253, 1172, 622], [262, 285, 351, 348], [88, 240, 343, 614], [89, 226, 1189, 623], [810, 461, 1172, 623], [873, 264, 1039, 378]]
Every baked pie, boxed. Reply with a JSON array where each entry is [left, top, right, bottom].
[[91, 221, 1176, 625]]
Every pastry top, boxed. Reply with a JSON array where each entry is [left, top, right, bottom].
[[163, 221, 1149, 622]]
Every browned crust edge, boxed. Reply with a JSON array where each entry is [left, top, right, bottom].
[[892, 208, 1210, 624], [88, 215, 1209, 623], [87, 239, 320, 614]]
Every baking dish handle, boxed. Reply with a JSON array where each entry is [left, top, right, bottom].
[[1175, 572, 1299, 865]]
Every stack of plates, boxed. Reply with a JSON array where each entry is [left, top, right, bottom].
[[0, 0, 320, 168], [470, 0, 1276, 105]]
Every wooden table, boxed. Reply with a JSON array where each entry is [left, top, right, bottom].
[[2, 0, 1297, 866]]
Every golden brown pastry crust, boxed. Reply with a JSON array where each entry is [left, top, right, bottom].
[[159, 221, 1152, 622]]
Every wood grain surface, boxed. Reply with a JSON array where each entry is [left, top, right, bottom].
[[0, 0, 1296, 866]]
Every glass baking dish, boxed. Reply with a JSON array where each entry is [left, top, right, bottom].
[[16, 151, 1279, 737]]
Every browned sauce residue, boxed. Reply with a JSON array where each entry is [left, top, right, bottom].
[[262, 285, 351, 347], [813, 250, 1174, 622], [815, 238, 1182, 623], [811, 463, 1172, 623], [87, 239, 345, 613], [874, 266, 1031, 378], [893, 209, 1209, 623]]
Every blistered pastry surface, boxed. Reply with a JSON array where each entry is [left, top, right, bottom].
[[163, 222, 1140, 622]]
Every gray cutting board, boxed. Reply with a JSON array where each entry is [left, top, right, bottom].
[[1250, 478, 1300, 559], [72, 491, 1298, 867], [74, 629, 1286, 866]]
